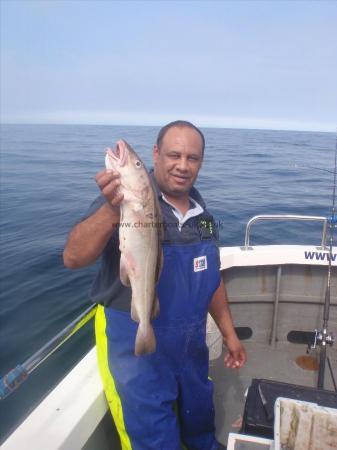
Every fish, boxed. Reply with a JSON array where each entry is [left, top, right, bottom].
[[105, 139, 163, 356]]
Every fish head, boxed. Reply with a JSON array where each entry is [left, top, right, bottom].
[[105, 140, 151, 197]]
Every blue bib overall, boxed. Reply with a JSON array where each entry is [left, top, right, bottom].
[[96, 239, 221, 450]]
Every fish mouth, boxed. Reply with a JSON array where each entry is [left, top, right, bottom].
[[106, 140, 128, 167]]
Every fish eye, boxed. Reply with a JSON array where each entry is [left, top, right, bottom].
[[135, 160, 142, 169]]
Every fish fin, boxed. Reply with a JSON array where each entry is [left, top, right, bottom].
[[155, 248, 163, 283], [153, 192, 164, 238], [131, 301, 140, 322], [119, 254, 130, 287], [135, 323, 156, 356], [151, 297, 160, 320]]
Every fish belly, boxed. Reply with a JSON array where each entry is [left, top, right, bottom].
[[119, 206, 158, 355]]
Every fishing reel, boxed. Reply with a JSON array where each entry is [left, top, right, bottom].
[[328, 214, 337, 226], [308, 329, 335, 351]]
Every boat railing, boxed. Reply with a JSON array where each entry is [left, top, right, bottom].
[[244, 214, 328, 249]]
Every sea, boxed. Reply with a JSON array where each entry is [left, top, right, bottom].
[[0, 124, 335, 440]]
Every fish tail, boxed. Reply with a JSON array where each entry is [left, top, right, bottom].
[[135, 323, 156, 356]]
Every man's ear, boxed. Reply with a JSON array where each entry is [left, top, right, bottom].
[[153, 144, 159, 165]]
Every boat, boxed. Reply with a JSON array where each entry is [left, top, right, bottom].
[[1, 214, 336, 449]]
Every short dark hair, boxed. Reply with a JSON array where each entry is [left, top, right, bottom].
[[156, 120, 205, 156]]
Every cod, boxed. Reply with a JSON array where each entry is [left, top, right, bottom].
[[105, 140, 162, 356]]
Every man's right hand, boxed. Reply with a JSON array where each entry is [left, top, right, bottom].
[[95, 169, 124, 208]]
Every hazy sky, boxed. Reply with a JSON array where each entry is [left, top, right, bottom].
[[1, 0, 336, 131]]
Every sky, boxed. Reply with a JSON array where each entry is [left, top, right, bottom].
[[1, 0, 336, 132]]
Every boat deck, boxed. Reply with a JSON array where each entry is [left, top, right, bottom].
[[210, 340, 337, 446]]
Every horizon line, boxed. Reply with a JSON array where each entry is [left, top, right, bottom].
[[1, 121, 335, 134]]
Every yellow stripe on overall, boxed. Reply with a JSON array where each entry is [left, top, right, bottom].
[[95, 305, 132, 450]]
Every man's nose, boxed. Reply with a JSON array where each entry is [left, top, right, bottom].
[[176, 157, 188, 171]]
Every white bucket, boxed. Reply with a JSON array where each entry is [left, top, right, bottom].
[[206, 314, 223, 360]]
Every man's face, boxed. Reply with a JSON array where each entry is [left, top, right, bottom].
[[153, 126, 203, 198]]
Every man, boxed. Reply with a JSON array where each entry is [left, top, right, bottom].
[[63, 120, 246, 450]]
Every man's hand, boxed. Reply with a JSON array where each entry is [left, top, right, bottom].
[[95, 169, 124, 208], [209, 279, 247, 369], [224, 334, 247, 369]]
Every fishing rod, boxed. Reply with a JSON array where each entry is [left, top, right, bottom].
[[287, 134, 337, 390], [315, 135, 337, 389], [0, 303, 97, 400]]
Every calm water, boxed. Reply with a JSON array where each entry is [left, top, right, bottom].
[[0, 124, 335, 439]]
